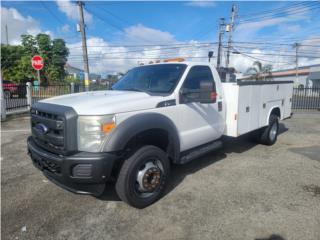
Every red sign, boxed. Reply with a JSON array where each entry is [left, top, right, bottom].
[[31, 55, 44, 70]]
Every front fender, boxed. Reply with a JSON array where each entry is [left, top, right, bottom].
[[102, 113, 180, 162]]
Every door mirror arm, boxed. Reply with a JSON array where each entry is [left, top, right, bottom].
[[180, 89, 191, 103]]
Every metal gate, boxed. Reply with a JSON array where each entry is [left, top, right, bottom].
[[4, 84, 29, 113], [292, 87, 320, 110]]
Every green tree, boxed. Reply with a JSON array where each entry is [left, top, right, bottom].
[[36, 34, 52, 84], [65, 74, 80, 84], [36, 34, 51, 55], [1, 33, 69, 84], [12, 56, 37, 81], [49, 39, 69, 82], [0, 44, 32, 82], [21, 34, 37, 56], [246, 61, 273, 80]]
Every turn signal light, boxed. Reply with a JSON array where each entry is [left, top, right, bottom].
[[102, 122, 115, 133]]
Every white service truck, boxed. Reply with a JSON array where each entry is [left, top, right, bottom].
[[27, 60, 293, 208]]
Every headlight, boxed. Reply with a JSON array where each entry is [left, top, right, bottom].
[[77, 115, 116, 152]]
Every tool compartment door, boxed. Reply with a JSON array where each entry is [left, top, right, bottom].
[[237, 85, 261, 135]]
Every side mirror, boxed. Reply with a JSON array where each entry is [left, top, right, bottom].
[[200, 80, 217, 103], [180, 81, 217, 104], [180, 88, 192, 103]]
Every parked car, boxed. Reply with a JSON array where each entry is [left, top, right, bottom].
[[3, 80, 26, 98], [3, 81, 18, 99], [27, 59, 293, 208]]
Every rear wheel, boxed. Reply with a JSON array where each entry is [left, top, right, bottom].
[[258, 114, 279, 145], [115, 145, 170, 208]]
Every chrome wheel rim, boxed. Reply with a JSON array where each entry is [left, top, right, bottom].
[[269, 122, 278, 141], [135, 159, 164, 198]]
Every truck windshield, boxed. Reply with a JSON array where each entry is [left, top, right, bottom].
[[112, 64, 187, 94]]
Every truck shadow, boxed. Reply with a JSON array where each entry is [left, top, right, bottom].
[[98, 182, 121, 201], [98, 123, 288, 202], [255, 234, 285, 240], [165, 135, 253, 196], [165, 123, 288, 196]]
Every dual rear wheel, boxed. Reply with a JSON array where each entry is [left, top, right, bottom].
[[254, 114, 279, 145]]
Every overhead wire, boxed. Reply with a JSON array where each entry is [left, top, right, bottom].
[[231, 47, 293, 64], [238, 2, 320, 23]]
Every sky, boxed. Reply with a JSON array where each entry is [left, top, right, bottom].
[[1, 0, 320, 76]]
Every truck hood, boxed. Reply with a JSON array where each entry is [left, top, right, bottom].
[[41, 90, 168, 115]]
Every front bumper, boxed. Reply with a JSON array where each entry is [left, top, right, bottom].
[[27, 137, 118, 196]]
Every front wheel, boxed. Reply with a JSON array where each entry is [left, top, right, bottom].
[[115, 145, 170, 208], [258, 114, 279, 145]]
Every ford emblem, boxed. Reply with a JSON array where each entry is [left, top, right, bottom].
[[35, 123, 49, 134]]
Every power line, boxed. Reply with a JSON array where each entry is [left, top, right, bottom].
[[232, 41, 320, 47], [228, 44, 320, 54], [238, 2, 319, 23], [68, 46, 215, 58], [89, 3, 132, 26], [67, 56, 217, 62], [69, 45, 214, 57], [68, 42, 217, 49], [230, 50, 319, 59], [84, 6, 125, 33], [40, 1, 65, 25], [84, 5, 167, 45], [238, 2, 308, 19], [67, 41, 318, 50], [40, 1, 80, 42], [232, 48, 293, 64]]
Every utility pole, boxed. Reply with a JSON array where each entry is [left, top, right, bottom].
[[77, 1, 90, 91], [5, 24, 9, 45], [226, 4, 237, 69], [216, 18, 225, 70], [294, 42, 300, 86], [1, 70, 6, 120]]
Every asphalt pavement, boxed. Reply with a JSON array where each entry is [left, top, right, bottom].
[[1, 113, 320, 240]]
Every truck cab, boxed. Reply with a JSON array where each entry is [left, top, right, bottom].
[[27, 60, 292, 208]]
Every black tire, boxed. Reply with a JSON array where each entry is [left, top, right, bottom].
[[115, 145, 170, 208], [259, 114, 279, 145]]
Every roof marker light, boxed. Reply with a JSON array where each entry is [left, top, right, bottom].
[[163, 58, 185, 63]]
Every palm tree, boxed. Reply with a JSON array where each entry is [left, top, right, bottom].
[[245, 61, 273, 80]]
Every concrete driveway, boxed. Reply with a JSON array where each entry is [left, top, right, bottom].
[[1, 113, 320, 240]]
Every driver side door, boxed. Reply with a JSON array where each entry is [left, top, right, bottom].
[[177, 65, 224, 151]]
